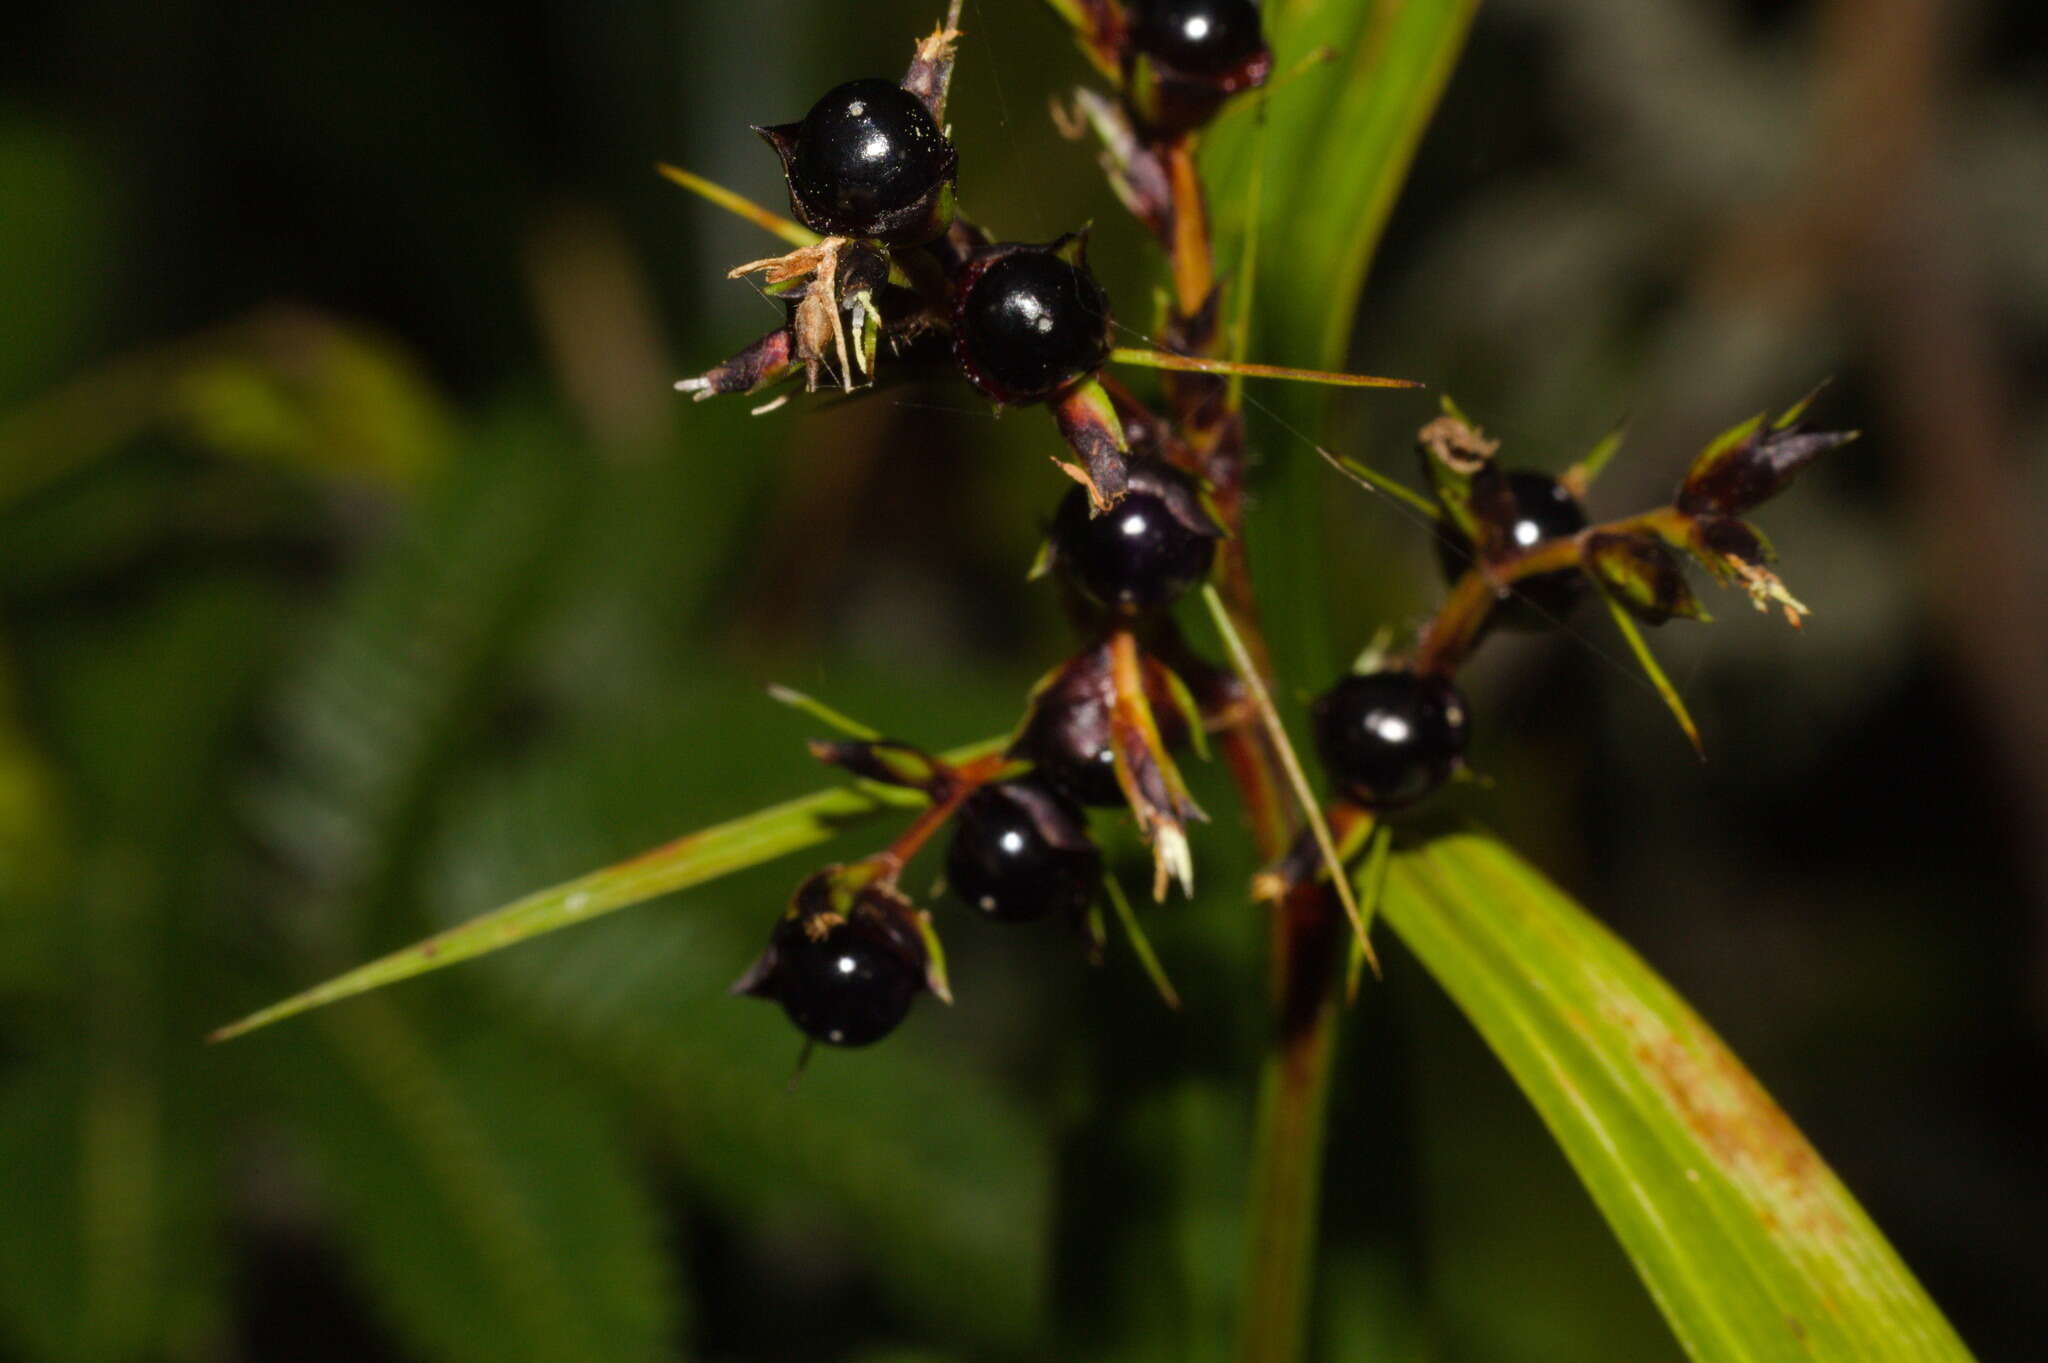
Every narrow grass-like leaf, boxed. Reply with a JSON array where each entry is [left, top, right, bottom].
[[1109, 348, 1421, 390], [1327, 451, 1441, 521], [1602, 593, 1706, 759], [0, 318, 452, 510], [655, 163, 817, 249], [211, 739, 1003, 1041], [765, 684, 883, 741], [1200, 583, 1375, 972], [1344, 821, 1393, 1004], [1102, 871, 1181, 1010], [1380, 832, 1975, 1363], [1572, 415, 1631, 491]]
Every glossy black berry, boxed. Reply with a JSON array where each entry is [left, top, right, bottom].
[[1311, 670, 1470, 810], [953, 245, 1114, 405], [737, 888, 929, 1047], [1015, 722, 1126, 808], [761, 79, 958, 244], [1051, 461, 1219, 614], [1010, 646, 1191, 808], [1436, 470, 1590, 629], [946, 781, 1102, 923], [1128, 0, 1267, 78]]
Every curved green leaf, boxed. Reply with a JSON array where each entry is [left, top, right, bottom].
[[1379, 832, 1973, 1363], [1206, 0, 1481, 368], [210, 738, 1003, 1041]]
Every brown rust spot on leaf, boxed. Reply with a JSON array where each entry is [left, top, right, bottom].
[[1601, 992, 1847, 1244]]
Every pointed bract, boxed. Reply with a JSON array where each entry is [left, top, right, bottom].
[[1582, 530, 1709, 626]]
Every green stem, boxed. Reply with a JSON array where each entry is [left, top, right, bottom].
[[1238, 901, 1345, 1363]]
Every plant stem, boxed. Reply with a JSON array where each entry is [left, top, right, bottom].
[[1239, 885, 1346, 1363], [1415, 505, 1690, 675], [874, 751, 1008, 879], [1145, 125, 1346, 1363]]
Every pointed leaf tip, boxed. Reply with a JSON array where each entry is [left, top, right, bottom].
[[1602, 594, 1706, 760], [1381, 833, 1974, 1363], [208, 737, 1006, 1041]]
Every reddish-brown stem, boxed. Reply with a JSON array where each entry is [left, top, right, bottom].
[[1153, 133, 1286, 804], [1145, 125, 1342, 1363], [1415, 506, 1690, 676], [873, 751, 1009, 879], [1166, 142, 1215, 321]]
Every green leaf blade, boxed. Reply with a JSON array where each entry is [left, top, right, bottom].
[[210, 739, 1002, 1042], [1207, 0, 1483, 369], [1381, 832, 1974, 1363]]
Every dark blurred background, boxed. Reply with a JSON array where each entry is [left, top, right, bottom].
[[2, 1, 2043, 1360]]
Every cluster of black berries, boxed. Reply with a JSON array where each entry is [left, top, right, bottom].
[[770, 74, 1114, 403], [1301, 384, 1856, 820], [739, 457, 1229, 1050], [681, 54, 1121, 441], [678, 1, 1289, 517], [720, 5, 1299, 1051], [712, 5, 1855, 1054], [1304, 459, 1591, 813], [736, 775, 1110, 1050]]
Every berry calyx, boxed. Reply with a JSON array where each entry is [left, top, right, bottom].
[[1436, 469, 1590, 629], [953, 241, 1114, 405], [1050, 460, 1220, 614], [758, 79, 958, 245], [1127, 0, 1267, 80], [945, 781, 1102, 923], [1311, 670, 1470, 810], [735, 875, 930, 1047]]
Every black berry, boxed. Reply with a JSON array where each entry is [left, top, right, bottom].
[[1010, 645, 1191, 808], [1436, 469, 1589, 629], [1311, 670, 1470, 810], [1015, 722, 1126, 808], [736, 883, 929, 1047], [1128, 0, 1267, 78], [946, 781, 1102, 923], [953, 244, 1114, 405], [1051, 461, 1219, 614], [760, 79, 958, 244]]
